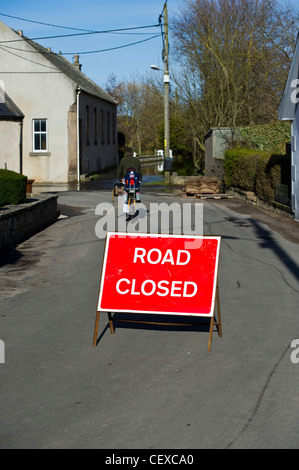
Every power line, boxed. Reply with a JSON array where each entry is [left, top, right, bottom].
[[0, 11, 163, 67], [0, 24, 160, 43], [0, 45, 58, 69], [0, 28, 158, 53], [0, 71, 62, 74], [62, 34, 161, 55], [0, 12, 94, 31], [0, 33, 160, 57]]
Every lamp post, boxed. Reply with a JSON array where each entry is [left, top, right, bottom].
[[150, 62, 170, 161], [151, 1, 170, 167]]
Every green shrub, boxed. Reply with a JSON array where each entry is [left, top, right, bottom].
[[0, 169, 27, 207], [238, 122, 291, 153], [224, 148, 291, 202], [256, 154, 291, 202], [224, 148, 262, 189]]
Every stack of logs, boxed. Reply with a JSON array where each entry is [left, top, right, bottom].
[[184, 176, 222, 195]]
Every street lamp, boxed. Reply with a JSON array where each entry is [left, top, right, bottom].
[[150, 64, 170, 163]]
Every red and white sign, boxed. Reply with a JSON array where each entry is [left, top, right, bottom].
[[97, 233, 221, 317]]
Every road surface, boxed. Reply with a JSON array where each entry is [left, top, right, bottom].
[[0, 187, 299, 449]]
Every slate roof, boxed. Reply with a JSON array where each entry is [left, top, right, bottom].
[[24, 35, 117, 106], [0, 89, 24, 121]]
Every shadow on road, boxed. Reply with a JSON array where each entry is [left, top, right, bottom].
[[94, 312, 219, 348], [0, 249, 24, 268], [251, 218, 299, 284]]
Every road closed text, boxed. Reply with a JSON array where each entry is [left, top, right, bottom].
[[116, 278, 197, 298], [116, 247, 197, 298]]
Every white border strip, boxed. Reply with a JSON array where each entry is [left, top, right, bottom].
[[97, 232, 221, 318]]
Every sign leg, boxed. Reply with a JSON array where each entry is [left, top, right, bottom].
[[216, 284, 222, 337], [208, 283, 222, 352], [108, 313, 115, 334], [208, 317, 214, 352], [93, 311, 100, 347]]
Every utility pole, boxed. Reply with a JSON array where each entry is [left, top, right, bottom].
[[163, 1, 170, 162]]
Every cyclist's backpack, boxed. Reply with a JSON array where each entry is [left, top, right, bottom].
[[124, 169, 140, 191]]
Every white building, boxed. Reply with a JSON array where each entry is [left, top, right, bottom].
[[0, 20, 118, 183], [278, 34, 299, 221]]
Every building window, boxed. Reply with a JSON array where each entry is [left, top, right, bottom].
[[113, 112, 116, 144], [33, 119, 48, 152], [101, 109, 104, 144], [94, 107, 98, 145], [107, 111, 110, 144], [86, 105, 90, 145]]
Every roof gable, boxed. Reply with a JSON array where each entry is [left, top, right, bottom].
[[278, 34, 299, 121], [0, 21, 117, 106], [25, 38, 117, 105]]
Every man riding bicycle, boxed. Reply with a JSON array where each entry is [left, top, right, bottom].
[[118, 148, 143, 203]]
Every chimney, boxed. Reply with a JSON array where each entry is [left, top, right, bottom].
[[73, 55, 82, 71]]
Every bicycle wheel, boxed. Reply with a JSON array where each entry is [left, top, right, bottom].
[[127, 193, 135, 220]]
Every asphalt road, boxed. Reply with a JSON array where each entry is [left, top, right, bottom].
[[0, 187, 299, 449]]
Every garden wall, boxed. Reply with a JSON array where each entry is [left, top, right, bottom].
[[0, 195, 59, 254]]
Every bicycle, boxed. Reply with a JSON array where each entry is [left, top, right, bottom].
[[112, 169, 141, 220], [123, 169, 141, 220]]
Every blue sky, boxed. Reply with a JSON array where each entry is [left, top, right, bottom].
[[0, 0, 183, 88], [0, 0, 297, 90]]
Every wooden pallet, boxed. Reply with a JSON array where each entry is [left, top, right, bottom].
[[183, 192, 234, 200]]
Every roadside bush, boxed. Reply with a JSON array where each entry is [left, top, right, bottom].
[[256, 153, 291, 202], [224, 148, 291, 202], [0, 169, 27, 207], [238, 122, 291, 153], [224, 148, 261, 189]]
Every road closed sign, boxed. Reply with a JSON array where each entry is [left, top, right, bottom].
[[97, 232, 221, 317]]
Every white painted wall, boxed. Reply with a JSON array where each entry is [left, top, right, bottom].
[[0, 20, 117, 183], [0, 121, 21, 172]]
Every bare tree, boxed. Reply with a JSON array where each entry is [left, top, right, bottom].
[[107, 76, 164, 155], [172, 0, 299, 130]]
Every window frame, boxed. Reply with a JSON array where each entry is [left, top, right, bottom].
[[32, 118, 48, 153]]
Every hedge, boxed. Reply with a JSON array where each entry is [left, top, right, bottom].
[[0, 169, 27, 207], [224, 148, 291, 202], [238, 122, 291, 153]]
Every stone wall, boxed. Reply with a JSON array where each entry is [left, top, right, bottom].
[[0, 195, 59, 254]]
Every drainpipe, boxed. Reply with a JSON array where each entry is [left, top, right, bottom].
[[19, 119, 23, 174], [76, 85, 81, 186]]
